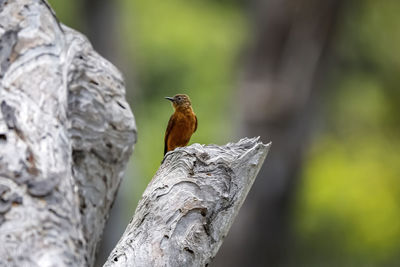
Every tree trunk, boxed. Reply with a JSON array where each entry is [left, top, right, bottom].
[[214, 0, 342, 266], [82, 0, 118, 61], [0, 1, 270, 266], [104, 138, 270, 267], [0, 0, 136, 265]]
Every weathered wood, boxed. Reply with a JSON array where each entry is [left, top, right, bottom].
[[105, 137, 270, 267], [0, 0, 136, 266]]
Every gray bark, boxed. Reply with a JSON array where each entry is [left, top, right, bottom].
[[104, 137, 270, 267], [0, 0, 136, 266]]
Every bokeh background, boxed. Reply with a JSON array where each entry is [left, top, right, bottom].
[[48, 0, 400, 266]]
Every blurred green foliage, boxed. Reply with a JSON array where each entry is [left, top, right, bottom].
[[48, 0, 83, 30], [118, 0, 247, 187], [293, 0, 400, 265]]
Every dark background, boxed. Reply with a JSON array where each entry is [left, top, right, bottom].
[[48, 0, 400, 266]]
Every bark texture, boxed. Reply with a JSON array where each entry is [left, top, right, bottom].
[[104, 137, 270, 267], [0, 0, 136, 266]]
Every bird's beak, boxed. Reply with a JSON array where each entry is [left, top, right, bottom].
[[165, 97, 174, 102]]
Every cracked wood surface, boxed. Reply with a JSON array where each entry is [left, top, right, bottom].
[[0, 0, 136, 266], [105, 137, 270, 267]]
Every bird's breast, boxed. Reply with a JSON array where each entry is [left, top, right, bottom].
[[168, 111, 196, 147], [174, 113, 196, 134]]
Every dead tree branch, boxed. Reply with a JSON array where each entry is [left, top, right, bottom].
[[105, 138, 270, 267]]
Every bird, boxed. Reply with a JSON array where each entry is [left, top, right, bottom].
[[164, 94, 197, 155]]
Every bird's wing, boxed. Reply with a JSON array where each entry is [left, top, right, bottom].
[[164, 115, 175, 155], [194, 115, 198, 132]]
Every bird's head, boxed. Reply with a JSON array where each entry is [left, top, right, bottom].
[[165, 94, 192, 110]]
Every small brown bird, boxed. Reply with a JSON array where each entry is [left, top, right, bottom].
[[164, 94, 197, 155]]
